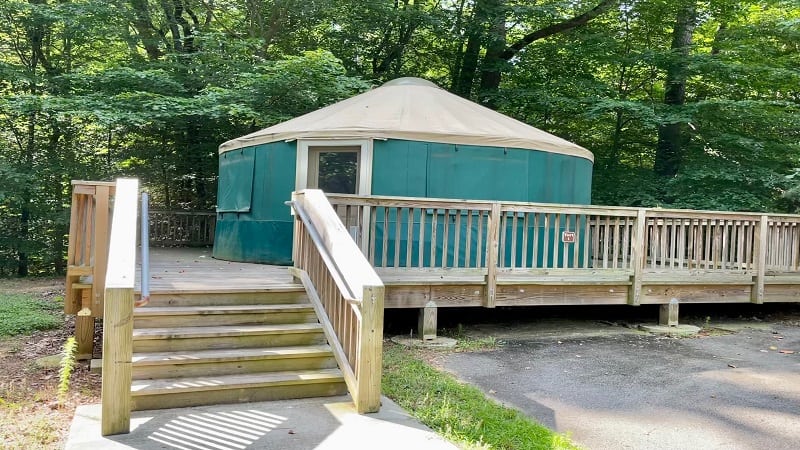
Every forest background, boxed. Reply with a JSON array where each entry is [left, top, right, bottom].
[[0, 0, 797, 276]]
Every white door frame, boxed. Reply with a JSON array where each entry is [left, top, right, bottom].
[[295, 139, 373, 195]]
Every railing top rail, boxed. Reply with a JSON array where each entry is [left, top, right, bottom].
[[326, 193, 496, 210], [292, 190, 383, 300], [149, 210, 216, 215], [105, 179, 139, 290], [326, 193, 800, 220]]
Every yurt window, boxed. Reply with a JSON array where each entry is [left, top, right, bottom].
[[296, 139, 373, 195], [308, 146, 359, 194]]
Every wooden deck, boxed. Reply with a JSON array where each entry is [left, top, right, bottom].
[[134, 248, 800, 309], [135, 248, 294, 294]]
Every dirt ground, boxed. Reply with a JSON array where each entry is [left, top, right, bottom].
[[0, 278, 101, 450], [432, 307, 800, 450]]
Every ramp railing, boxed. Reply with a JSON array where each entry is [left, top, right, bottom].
[[289, 189, 384, 413]]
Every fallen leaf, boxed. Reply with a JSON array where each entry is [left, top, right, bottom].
[[288, 430, 295, 435], [779, 350, 795, 354], [489, 389, 496, 394], [727, 364, 737, 368], [769, 346, 778, 350]]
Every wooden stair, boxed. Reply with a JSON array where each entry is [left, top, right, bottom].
[[130, 287, 347, 411]]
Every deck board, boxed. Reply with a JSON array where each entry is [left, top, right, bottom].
[[135, 248, 294, 294]]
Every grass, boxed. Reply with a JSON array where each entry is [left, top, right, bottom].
[[382, 344, 578, 450], [0, 293, 62, 337]]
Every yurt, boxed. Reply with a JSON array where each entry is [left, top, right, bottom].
[[214, 77, 594, 265]]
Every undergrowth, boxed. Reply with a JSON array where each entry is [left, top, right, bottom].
[[0, 293, 62, 337]]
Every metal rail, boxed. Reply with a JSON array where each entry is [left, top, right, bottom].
[[136, 192, 150, 307]]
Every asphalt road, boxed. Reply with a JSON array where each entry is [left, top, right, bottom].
[[440, 321, 800, 450]]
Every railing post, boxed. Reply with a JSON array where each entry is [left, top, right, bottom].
[[356, 284, 384, 413], [291, 191, 302, 282], [485, 202, 501, 308], [93, 186, 111, 316], [101, 178, 138, 436], [752, 214, 768, 304], [628, 208, 647, 306]]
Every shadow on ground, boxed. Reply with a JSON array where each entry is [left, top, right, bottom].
[[66, 396, 457, 450]]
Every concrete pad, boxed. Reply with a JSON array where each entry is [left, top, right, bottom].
[[33, 353, 62, 369], [638, 323, 701, 336], [66, 395, 458, 450]]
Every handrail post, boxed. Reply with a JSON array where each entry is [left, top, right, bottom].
[[752, 214, 768, 304], [628, 208, 647, 306], [485, 202, 501, 308], [356, 284, 384, 413], [101, 178, 139, 436]]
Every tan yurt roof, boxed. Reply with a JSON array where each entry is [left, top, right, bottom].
[[219, 77, 593, 162]]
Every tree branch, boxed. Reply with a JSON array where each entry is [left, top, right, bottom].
[[499, 0, 617, 61]]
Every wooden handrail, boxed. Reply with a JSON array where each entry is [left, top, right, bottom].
[[100, 178, 139, 436], [291, 189, 384, 413]]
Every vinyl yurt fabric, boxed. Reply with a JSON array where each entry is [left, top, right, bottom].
[[214, 78, 594, 265]]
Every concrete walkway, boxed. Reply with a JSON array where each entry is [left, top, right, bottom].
[[66, 396, 458, 450]]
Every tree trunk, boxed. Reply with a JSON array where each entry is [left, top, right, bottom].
[[654, 2, 697, 178], [477, 0, 505, 108], [129, 0, 163, 59], [452, 15, 482, 97]]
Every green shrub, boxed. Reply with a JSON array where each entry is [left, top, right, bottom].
[[0, 294, 62, 337]]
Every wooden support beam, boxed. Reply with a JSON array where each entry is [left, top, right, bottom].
[[485, 202, 501, 308], [418, 301, 438, 340], [628, 209, 647, 305], [659, 299, 679, 326], [752, 215, 768, 304], [75, 315, 94, 360]]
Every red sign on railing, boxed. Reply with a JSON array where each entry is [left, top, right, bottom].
[[562, 231, 576, 243]]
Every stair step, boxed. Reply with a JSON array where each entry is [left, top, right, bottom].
[[134, 304, 314, 316], [133, 323, 323, 340], [132, 324, 326, 352], [144, 288, 308, 307], [133, 304, 317, 327], [130, 369, 347, 411], [133, 345, 334, 365], [132, 345, 338, 379]]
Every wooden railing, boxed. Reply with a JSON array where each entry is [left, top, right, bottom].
[[100, 178, 139, 436], [148, 210, 216, 246], [326, 194, 800, 306], [65, 181, 115, 358], [289, 189, 384, 414]]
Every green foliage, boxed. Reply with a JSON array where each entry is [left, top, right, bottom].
[[58, 336, 78, 403], [0, 294, 62, 336], [383, 344, 577, 450], [1, 0, 799, 275]]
